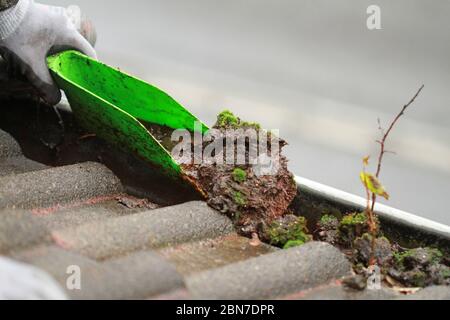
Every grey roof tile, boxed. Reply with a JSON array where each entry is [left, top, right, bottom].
[[38, 197, 156, 230], [105, 251, 185, 299], [51, 201, 235, 261], [0, 157, 48, 177], [0, 197, 156, 254], [159, 234, 278, 276], [13, 246, 184, 300], [0, 210, 50, 254], [185, 242, 352, 300], [0, 130, 21, 158], [0, 162, 124, 210], [0, 129, 48, 176]]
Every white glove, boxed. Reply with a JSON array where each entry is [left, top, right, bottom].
[[0, 257, 67, 300], [0, 0, 97, 105]]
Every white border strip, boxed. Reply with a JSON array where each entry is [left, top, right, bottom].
[[295, 176, 450, 239]]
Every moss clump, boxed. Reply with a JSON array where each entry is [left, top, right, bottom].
[[232, 168, 247, 183], [241, 121, 261, 130], [216, 110, 239, 128], [341, 212, 367, 226], [264, 215, 312, 248], [233, 191, 247, 207], [320, 214, 339, 227], [389, 247, 449, 287], [186, 109, 296, 237], [393, 248, 443, 270], [215, 110, 261, 130], [338, 212, 375, 246]]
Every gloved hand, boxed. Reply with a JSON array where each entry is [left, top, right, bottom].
[[0, 0, 97, 105]]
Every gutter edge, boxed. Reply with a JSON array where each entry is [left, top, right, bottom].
[[295, 176, 450, 240]]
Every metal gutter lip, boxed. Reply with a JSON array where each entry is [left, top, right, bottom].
[[295, 175, 450, 240]]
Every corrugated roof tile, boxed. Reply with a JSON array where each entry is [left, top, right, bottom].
[[186, 242, 352, 300], [51, 201, 235, 261], [0, 162, 123, 210]]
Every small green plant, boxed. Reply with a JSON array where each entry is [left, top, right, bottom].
[[341, 212, 368, 226], [265, 216, 312, 248], [339, 212, 372, 245], [232, 168, 247, 183], [360, 85, 424, 266]]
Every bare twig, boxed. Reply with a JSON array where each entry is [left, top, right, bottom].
[[365, 85, 424, 266], [375, 85, 424, 178], [370, 85, 424, 212]]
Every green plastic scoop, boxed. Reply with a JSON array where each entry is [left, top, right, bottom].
[[47, 50, 209, 182]]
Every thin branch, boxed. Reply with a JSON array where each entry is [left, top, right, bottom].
[[370, 85, 424, 213], [375, 85, 424, 178]]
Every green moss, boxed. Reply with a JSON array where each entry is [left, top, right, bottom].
[[320, 214, 339, 225], [283, 240, 306, 249], [216, 110, 239, 128], [233, 191, 247, 206], [341, 212, 367, 226], [394, 247, 443, 269], [232, 168, 247, 183], [338, 212, 372, 246], [215, 110, 261, 130], [266, 216, 312, 248], [241, 121, 261, 130]]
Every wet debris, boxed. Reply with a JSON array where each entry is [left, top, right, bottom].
[[388, 247, 449, 287], [181, 111, 298, 237], [353, 234, 393, 267], [315, 214, 340, 245], [312, 212, 449, 290], [116, 196, 158, 210]]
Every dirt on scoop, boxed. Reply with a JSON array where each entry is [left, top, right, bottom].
[[180, 111, 297, 237]]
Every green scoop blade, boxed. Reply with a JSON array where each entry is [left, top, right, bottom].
[[47, 50, 208, 180]]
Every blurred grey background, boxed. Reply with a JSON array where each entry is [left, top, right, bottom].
[[43, 0, 450, 224]]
